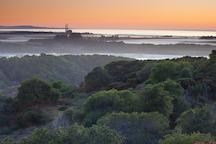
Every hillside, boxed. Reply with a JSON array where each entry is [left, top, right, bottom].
[[0, 25, 50, 29], [0, 54, 129, 96], [0, 51, 216, 144]]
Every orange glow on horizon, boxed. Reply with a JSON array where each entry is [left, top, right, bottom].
[[0, 0, 216, 30]]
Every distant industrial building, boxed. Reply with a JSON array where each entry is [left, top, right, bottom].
[[55, 24, 82, 39]]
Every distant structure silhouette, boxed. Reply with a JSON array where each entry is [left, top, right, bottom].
[[65, 24, 69, 33], [55, 24, 82, 40], [65, 24, 72, 38]]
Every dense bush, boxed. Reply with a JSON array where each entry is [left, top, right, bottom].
[[0, 96, 16, 133], [197, 50, 216, 100], [52, 81, 78, 98], [17, 78, 60, 105], [83, 60, 155, 92], [0, 96, 15, 114], [83, 89, 139, 126], [105, 60, 145, 82], [17, 108, 51, 128], [63, 108, 84, 125], [147, 61, 193, 83], [84, 67, 112, 92], [98, 112, 169, 144], [0, 138, 15, 144], [140, 83, 174, 117], [159, 133, 215, 144], [161, 80, 190, 125], [176, 106, 216, 135], [6, 124, 123, 144], [83, 80, 188, 126]]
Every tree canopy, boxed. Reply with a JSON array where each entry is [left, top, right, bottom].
[[98, 112, 169, 144], [17, 78, 60, 104]]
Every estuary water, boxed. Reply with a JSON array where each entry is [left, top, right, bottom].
[[0, 28, 215, 59], [1, 28, 216, 37]]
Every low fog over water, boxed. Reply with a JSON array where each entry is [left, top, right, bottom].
[[0, 29, 216, 59]]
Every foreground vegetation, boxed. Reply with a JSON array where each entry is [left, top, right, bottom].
[[0, 51, 216, 144]]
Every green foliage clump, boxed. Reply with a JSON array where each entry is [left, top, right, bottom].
[[159, 132, 215, 144], [17, 78, 60, 105], [98, 112, 169, 144], [19, 129, 52, 144], [17, 124, 123, 144], [105, 60, 144, 82], [139, 80, 189, 120], [52, 81, 78, 98], [83, 89, 139, 126], [84, 67, 112, 92], [0, 95, 15, 114], [148, 61, 193, 83], [0, 96, 16, 134], [197, 50, 216, 100], [141, 83, 174, 117], [63, 108, 84, 125], [87, 125, 123, 144], [83, 60, 154, 92], [0, 96, 12, 127], [17, 108, 51, 128], [0, 138, 15, 144], [161, 80, 190, 125], [176, 106, 216, 135]]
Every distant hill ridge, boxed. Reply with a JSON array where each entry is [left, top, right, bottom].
[[0, 25, 54, 29]]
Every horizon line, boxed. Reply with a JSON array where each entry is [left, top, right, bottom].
[[0, 25, 216, 31]]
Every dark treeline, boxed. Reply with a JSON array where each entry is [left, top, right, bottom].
[[0, 51, 216, 144]]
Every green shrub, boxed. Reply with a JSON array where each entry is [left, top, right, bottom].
[[83, 89, 139, 126], [88, 125, 123, 144], [148, 61, 193, 83], [159, 132, 215, 144], [63, 108, 84, 125], [58, 106, 68, 111], [17, 108, 51, 128], [0, 96, 16, 131], [141, 83, 174, 117], [0, 138, 15, 144], [161, 80, 190, 126], [17, 78, 60, 105], [18, 124, 123, 144], [19, 128, 52, 144], [55, 124, 123, 144], [176, 106, 216, 134], [98, 112, 169, 144], [84, 67, 112, 92], [52, 81, 78, 98]]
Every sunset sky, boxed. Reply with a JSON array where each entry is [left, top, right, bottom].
[[1, 0, 216, 30]]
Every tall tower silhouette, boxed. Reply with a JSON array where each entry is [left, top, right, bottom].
[[65, 24, 69, 32]]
